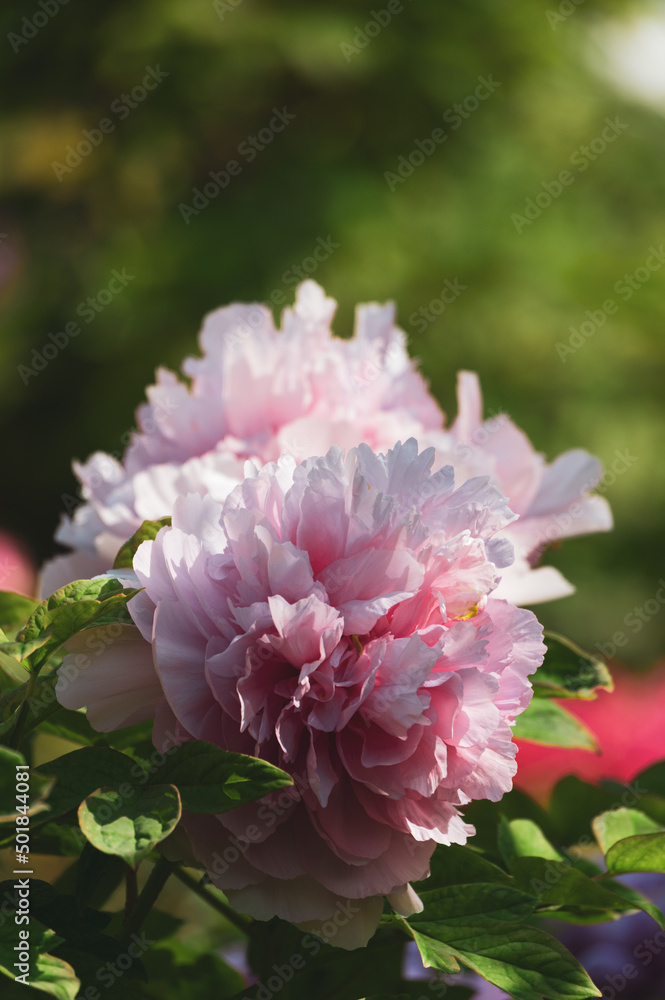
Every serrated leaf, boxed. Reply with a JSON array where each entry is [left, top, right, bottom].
[[0, 669, 84, 747], [113, 517, 172, 569], [513, 697, 598, 749], [533, 632, 613, 699], [407, 883, 600, 999], [78, 783, 181, 867], [154, 740, 292, 813], [16, 578, 138, 674]]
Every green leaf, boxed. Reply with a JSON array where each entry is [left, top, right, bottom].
[[407, 883, 600, 999], [38, 707, 103, 746], [597, 877, 665, 929], [498, 817, 564, 866], [414, 843, 512, 892], [605, 832, 665, 875], [113, 517, 172, 569], [154, 739, 292, 813], [78, 783, 181, 867], [0, 918, 80, 1000], [27, 821, 88, 857], [406, 928, 460, 973], [15, 577, 138, 674], [141, 949, 244, 1000], [533, 632, 613, 699], [49, 947, 145, 1000], [635, 760, 665, 797], [593, 807, 665, 875], [0, 878, 141, 969], [592, 807, 662, 853], [513, 698, 599, 749], [37, 747, 145, 820], [75, 842, 128, 911], [246, 921, 414, 1000], [510, 856, 639, 913], [0, 744, 54, 822], [0, 591, 40, 632]]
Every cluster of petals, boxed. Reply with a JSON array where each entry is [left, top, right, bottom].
[[42, 282, 610, 607], [56, 439, 546, 947], [424, 373, 613, 605], [42, 281, 440, 594]]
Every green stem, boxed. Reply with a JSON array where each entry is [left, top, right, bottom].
[[120, 855, 176, 943], [6, 672, 38, 750], [123, 864, 138, 925], [173, 867, 252, 935]]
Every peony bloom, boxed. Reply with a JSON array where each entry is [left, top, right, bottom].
[[424, 372, 613, 606], [42, 281, 441, 594], [42, 282, 611, 607], [56, 439, 545, 947]]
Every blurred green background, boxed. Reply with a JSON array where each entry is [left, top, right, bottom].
[[1, 0, 663, 665]]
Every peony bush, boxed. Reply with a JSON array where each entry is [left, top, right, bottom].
[[1, 284, 662, 1000]]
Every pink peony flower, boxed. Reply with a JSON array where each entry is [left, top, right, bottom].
[[424, 372, 612, 605], [42, 283, 611, 608], [42, 281, 441, 594], [56, 440, 545, 947]]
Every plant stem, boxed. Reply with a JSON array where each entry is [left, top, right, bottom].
[[173, 866, 252, 935], [123, 864, 138, 925], [120, 855, 176, 943], [6, 672, 38, 750]]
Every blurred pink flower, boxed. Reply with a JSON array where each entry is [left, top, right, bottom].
[[514, 663, 665, 802], [42, 284, 611, 608], [0, 530, 35, 597], [56, 440, 545, 947]]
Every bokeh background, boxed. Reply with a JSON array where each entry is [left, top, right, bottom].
[[1, 0, 664, 666]]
